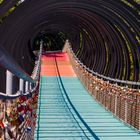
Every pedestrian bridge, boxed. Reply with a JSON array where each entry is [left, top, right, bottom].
[[0, 42, 140, 140], [0, 1, 140, 140], [34, 52, 140, 140]]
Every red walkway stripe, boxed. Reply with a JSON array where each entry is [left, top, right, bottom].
[[40, 52, 76, 77]]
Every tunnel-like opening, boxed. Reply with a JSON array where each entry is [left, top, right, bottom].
[[0, 0, 139, 92], [0, 1, 140, 139], [32, 31, 66, 52]]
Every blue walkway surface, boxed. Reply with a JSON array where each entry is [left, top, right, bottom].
[[34, 76, 140, 140]]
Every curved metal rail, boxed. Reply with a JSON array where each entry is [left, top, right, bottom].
[[0, 41, 42, 98], [64, 41, 140, 132], [67, 40, 140, 88]]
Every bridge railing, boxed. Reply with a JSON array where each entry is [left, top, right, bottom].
[[64, 40, 140, 132], [0, 41, 42, 140]]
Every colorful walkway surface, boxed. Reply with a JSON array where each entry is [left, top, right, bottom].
[[34, 52, 140, 140], [41, 52, 76, 77]]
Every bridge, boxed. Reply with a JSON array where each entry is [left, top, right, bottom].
[[34, 48, 140, 140], [0, 41, 140, 139], [0, 0, 140, 140]]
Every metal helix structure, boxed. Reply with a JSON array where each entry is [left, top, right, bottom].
[[0, 0, 140, 86], [0, 0, 140, 139], [67, 42, 140, 89]]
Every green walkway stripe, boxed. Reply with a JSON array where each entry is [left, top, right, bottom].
[[34, 77, 140, 140]]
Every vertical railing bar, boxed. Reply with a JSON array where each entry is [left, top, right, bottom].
[[125, 98, 128, 122], [25, 81, 29, 92], [19, 79, 24, 94], [6, 70, 13, 95]]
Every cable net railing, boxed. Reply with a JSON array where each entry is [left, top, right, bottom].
[[0, 41, 42, 140], [64, 40, 140, 132]]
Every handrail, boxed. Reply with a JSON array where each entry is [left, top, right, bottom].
[[0, 81, 39, 99], [0, 46, 35, 84], [0, 40, 43, 98], [66, 42, 140, 132], [68, 45, 140, 88], [0, 41, 42, 140]]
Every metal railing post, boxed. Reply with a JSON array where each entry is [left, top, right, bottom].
[[0, 41, 43, 140], [25, 81, 29, 92], [30, 83, 32, 90], [19, 79, 24, 93], [6, 70, 13, 95]]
